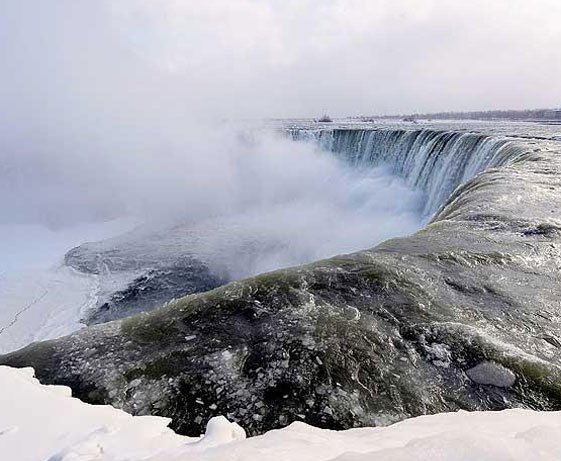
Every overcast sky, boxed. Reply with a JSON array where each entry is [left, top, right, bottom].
[[2, 0, 561, 119], [1, 0, 560, 230]]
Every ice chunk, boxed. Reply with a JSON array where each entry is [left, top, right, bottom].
[[466, 361, 516, 387]]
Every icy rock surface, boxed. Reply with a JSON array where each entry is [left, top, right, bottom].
[[3, 125, 561, 436]]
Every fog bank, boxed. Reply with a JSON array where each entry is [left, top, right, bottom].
[[0, 1, 439, 281]]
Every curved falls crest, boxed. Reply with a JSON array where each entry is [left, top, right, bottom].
[[293, 128, 530, 215]]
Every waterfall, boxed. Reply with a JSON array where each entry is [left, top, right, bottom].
[[292, 128, 529, 215]]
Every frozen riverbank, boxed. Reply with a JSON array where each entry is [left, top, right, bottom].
[[0, 219, 138, 353]]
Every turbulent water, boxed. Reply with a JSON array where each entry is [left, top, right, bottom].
[[56, 124, 537, 325], [56, 130, 427, 324], [2, 120, 561, 437], [0, 129, 424, 338]]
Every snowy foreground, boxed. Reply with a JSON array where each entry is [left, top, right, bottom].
[[2, 366, 561, 461]]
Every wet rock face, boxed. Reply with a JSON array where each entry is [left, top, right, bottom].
[[87, 259, 224, 324], [3, 131, 561, 436]]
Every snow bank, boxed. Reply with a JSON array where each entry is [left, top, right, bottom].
[[0, 366, 244, 461], [1, 366, 561, 461]]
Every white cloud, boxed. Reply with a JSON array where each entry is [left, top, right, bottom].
[[2, 0, 560, 119], [100, 0, 561, 116]]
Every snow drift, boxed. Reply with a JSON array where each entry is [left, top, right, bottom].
[[2, 365, 561, 461]]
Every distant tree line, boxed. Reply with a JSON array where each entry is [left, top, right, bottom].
[[363, 108, 561, 121]]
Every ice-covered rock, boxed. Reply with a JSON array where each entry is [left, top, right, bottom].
[[466, 361, 516, 388]]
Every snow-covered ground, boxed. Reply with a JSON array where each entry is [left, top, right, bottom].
[[0, 219, 138, 353], [0, 265, 99, 353], [2, 365, 561, 461]]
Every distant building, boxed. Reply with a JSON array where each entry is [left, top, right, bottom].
[[316, 115, 333, 123]]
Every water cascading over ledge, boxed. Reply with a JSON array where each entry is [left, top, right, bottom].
[[2, 127, 561, 437], [292, 128, 531, 215]]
